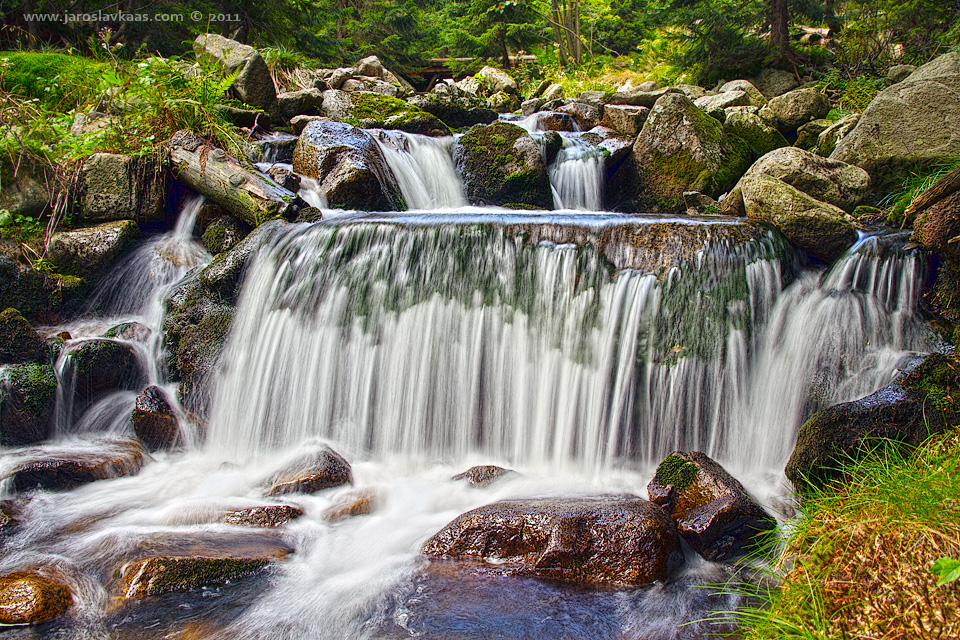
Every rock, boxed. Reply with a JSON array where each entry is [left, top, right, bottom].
[[193, 34, 276, 110], [104, 322, 150, 341], [356, 55, 415, 96], [406, 95, 498, 130], [451, 465, 516, 488], [744, 146, 871, 212], [201, 214, 250, 255], [683, 192, 720, 215], [0, 500, 19, 535], [541, 131, 563, 165], [632, 93, 750, 213], [6, 437, 149, 493], [759, 87, 831, 133], [0, 363, 56, 446], [754, 68, 799, 97], [341, 76, 399, 97], [830, 57, 960, 191], [78, 153, 165, 224], [0, 307, 48, 364], [70, 110, 113, 136], [266, 166, 301, 193], [739, 172, 857, 262], [535, 111, 578, 132], [327, 67, 355, 90], [599, 104, 648, 136], [647, 451, 775, 561], [131, 386, 180, 451], [694, 90, 751, 116], [815, 114, 859, 157], [521, 98, 544, 116], [421, 496, 683, 587], [718, 80, 767, 107], [913, 189, 960, 261], [276, 88, 324, 120], [452, 122, 552, 210], [582, 127, 634, 171], [456, 76, 482, 97], [723, 109, 788, 157], [0, 571, 71, 625], [607, 87, 680, 108], [293, 120, 404, 211], [488, 90, 520, 113], [118, 532, 292, 598], [478, 66, 518, 95], [290, 114, 329, 135], [786, 353, 960, 489], [0, 171, 48, 218], [794, 118, 833, 150], [902, 51, 960, 85], [47, 220, 140, 282], [322, 488, 379, 522], [541, 83, 563, 102], [321, 90, 450, 137], [70, 338, 144, 400], [577, 90, 608, 106], [223, 504, 304, 527], [0, 250, 85, 323], [265, 446, 353, 497], [556, 102, 602, 129], [887, 64, 917, 86], [637, 80, 660, 92]]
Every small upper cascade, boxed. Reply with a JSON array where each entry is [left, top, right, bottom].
[[373, 130, 468, 210], [550, 135, 605, 211]]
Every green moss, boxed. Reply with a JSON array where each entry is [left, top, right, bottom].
[[724, 116, 788, 157], [133, 557, 270, 596], [653, 453, 698, 490], [0, 52, 107, 110], [712, 134, 751, 195], [457, 123, 551, 209], [902, 353, 960, 413], [3, 363, 57, 417], [343, 93, 450, 135]]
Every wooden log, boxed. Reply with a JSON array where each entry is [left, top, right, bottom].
[[905, 165, 960, 218], [167, 130, 303, 227]]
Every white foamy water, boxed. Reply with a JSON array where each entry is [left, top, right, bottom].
[[374, 130, 467, 210]]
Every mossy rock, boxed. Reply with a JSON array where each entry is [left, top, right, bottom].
[[632, 94, 750, 213], [47, 220, 141, 282], [119, 555, 276, 598], [452, 122, 552, 210], [651, 452, 697, 490], [71, 339, 144, 400], [0, 51, 107, 109], [0, 251, 86, 323], [0, 363, 57, 446], [723, 109, 789, 157], [201, 215, 250, 254], [322, 90, 450, 137], [0, 307, 49, 364], [8, 437, 148, 493]]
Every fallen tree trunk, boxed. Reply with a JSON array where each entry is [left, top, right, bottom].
[[167, 130, 304, 227], [906, 164, 960, 218]]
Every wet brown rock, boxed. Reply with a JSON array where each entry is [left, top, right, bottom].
[[131, 386, 180, 451], [0, 570, 72, 624], [647, 451, 775, 561], [119, 550, 287, 598], [422, 496, 683, 587], [0, 500, 20, 535], [0, 363, 57, 446], [223, 504, 304, 527], [0, 308, 49, 364], [322, 488, 379, 522], [536, 111, 578, 132], [451, 465, 517, 488], [7, 438, 149, 493], [556, 102, 602, 130], [266, 446, 353, 497], [71, 338, 145, 400]]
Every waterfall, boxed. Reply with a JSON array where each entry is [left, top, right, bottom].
[[374, 130, 467, 210], [205, 219, 933, 476], [550, 135, 605, 211]]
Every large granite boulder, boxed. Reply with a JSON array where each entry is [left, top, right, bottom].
[[70, 338, 144, 400], [556, 102, 602, 130], [723, 109, 788, 157], [356, 55, 416, 96], [78, 153, 165, 224], [0, 307, 48, 364], [0, 570, 71, 625], [744, 147, 871, 212], [694, 90, 751, 117], [130, 385, 180, 451], [815, 114, 859, 157], [718, 80, 767, 107], [5, 437, 149, 493], [632, 93, 750, 213], [321, 90, 450, 136], [193, 34, 276, 110], [831, 52, 960, 190], [738, 172, 857, 262], [754, 68, 799, 97], [47, 220, 140, 282], [292, 120, 405, 211], [407, 95, 498, 130], [647, 451, 775, 561], [478, 66, 519, 95], [265, 446, 353, 496], [453, 122, 553, 210], [275, 87, 324, 120], [0, 363, 57, 446], [422, 496, 683, 587], [786, 353, 960, 489], [600, 105, 649, 136], [0, 249, 85, 323], [758, 87, 831, 133]]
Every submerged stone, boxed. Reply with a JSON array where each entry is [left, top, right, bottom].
[[265, 446, 353, 496], [223, 504, 304, 528], [321, 488, 379, 522], [451, 465, 517, 488], [422, 496, 683, 587], [6, 437, 149, 493], [0, 570, 71, 625]]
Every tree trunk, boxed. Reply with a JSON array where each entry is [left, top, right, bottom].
[[550, 0, 568, 67], [23, 0, 38, 46], [500, 26, 510, 68], [167, 130, 304, 227], [770, 0, 791, 61]]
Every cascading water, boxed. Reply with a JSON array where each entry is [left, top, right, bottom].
[[549, 134, 605, 210], [374, 130, 468, 210], [0, 201, 939, 639]]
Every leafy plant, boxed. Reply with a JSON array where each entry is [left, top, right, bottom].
[[931, 557, 960, 586], [882, 157, 960, 226]]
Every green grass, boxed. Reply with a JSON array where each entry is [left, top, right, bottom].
[[712, 431, 960, 639], [883, 157, 960, 227], [0, 51, 108, 110]]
